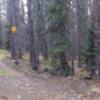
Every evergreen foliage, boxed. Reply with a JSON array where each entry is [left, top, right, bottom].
[[46, 0, 70, 56], [82, 26, 97, 72], [45, 0, 72, 76]]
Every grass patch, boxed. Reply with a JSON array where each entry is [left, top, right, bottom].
[[0, 49, 10, 60], [0, 49, 29, 61], [0, 70, 15, 77], [22, 53, 29, 64]]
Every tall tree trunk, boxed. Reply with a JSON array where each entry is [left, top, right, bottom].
[[75, 0, 88, 67], [92, 0, 100, 77], [27, 0, 39, 70], [7, 0, 18, 60], [59, 52, 69, 71]]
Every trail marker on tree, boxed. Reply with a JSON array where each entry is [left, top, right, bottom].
[[11, 26, 17, 33]]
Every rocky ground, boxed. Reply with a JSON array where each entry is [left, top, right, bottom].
[[0, 60, 100, 100]]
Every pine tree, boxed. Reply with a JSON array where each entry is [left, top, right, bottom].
[[45, 0, 72, 75], [83, 26, 96, 77]]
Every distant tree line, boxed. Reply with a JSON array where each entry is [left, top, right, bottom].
[[0, 0, 99, 78]]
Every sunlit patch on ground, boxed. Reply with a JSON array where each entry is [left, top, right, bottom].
[[0, 49, 10, 60], [0, 70, 14, 77]]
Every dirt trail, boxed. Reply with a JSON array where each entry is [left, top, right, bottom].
[[0, 61, 98, 100], [0, 61, 34, 100]]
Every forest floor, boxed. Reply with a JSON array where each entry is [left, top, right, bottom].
[[0, 50, 100, 100]]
